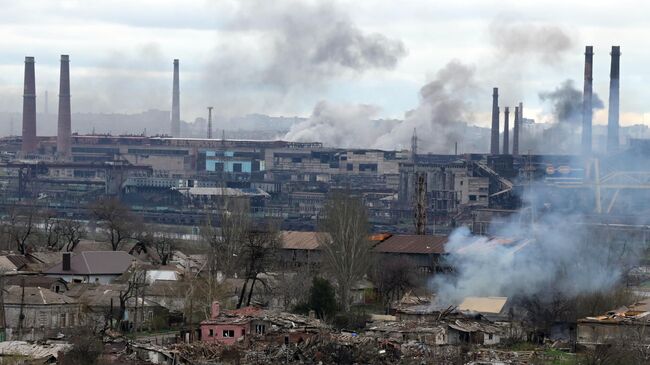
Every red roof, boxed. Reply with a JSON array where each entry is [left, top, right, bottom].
[[373, 235, 447, 254]]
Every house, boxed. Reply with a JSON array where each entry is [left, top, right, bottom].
[[200, 301, 323, 346], [66, 283, 170, 331], [5, 275, 69, 294], [44, 251, 136, 284], [0, 255, 30, 272], [200, 302, 266, 345], [366, 318, 501, 346], [372, 235, 448, 273], [578, 300, 650, 347], [2, 285, 82, 341], [277, 231, 324, 270]]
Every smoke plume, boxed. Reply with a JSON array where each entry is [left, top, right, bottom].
[[202, 0, 406, 116], [539, 79, 604, 124], [432, 183, 643, 305], [284, 101, 392, 148], [286, 61, 487, 152], [488, 18, 574, 65]]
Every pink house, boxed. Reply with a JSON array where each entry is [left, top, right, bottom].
[[200, 302, 267, 345]]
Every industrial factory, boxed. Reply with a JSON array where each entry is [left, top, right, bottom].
[[1, 45, 646, 234]]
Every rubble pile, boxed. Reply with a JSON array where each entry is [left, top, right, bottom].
[[170, 341, 226, 362], [243, 333, 401, 365]]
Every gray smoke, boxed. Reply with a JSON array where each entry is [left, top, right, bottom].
[[539, 79, 604, 124], [432, 184, 643, 305], [375, 61, 484, 153], [284, 101, 393, 148], [286, 61, 487, 152], [202, 0, 406, 116], [488, 18, 574, 64]]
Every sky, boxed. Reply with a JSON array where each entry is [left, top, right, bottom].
[[1, 0, 649, 127]]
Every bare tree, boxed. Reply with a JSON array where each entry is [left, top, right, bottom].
[[118, 266, 146, 331], [237, 228, 280, 308], [40, 209, 62, 250], [3, 204, 37, 254], [372, 257, 419, 314], [137, 230, 176, 265], [89, 197, 137, 251], [319, 192, 372, 311], [203, 198, 250, 278], [58, 218, 86, 252]]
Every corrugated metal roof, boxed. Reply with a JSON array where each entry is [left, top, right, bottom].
[[280, 231, 327, 250], [373, 235, 447, 254]]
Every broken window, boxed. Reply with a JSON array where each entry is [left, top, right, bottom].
[[209, 329, 214, 337], [223, 330, 235, 337], [255, 324, 266, 334]]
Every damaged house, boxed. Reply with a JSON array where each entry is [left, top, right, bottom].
[[2, 285, 82, 341], [200, 301, 323, 346], [578, 300, 650, 347]]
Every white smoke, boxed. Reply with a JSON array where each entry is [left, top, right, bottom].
[[285, 60, 486, 152], [431, 182, 644, 306]]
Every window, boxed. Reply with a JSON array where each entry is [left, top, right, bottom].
[[469, 195, 477, 201], [39, 312, 47, 327], [488, 334, 493, 340], [241, 329, 246, 336], [255, 324, 266, 334], [54, 285, 60, 293], [209, 329, 214, 337], [223, 330, 235, 337], [346, 163, 353, 171]]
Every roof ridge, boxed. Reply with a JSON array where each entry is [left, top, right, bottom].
[[81, 252, 92, 274]]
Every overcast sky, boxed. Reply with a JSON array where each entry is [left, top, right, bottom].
[[0, 0, 649, 127]]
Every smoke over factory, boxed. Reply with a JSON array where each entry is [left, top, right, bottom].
[[2, 2, 650, 363]]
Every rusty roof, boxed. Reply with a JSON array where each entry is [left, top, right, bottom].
[[280, 231, 327, 250], [373, 235, 447, 254]]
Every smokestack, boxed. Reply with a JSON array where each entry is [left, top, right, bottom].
[[57, 55, 71, 159], [513, 106, 520, 156], [21, 57, 37, 155], [503, 107, 510, 155], [171, 59, 180, 137], [207, 106, 213, 139], [607, 46, 620, 153], [581, 46, 594, 157], [490, 87, 500, 155]]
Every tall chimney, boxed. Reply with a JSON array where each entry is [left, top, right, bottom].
[[503, 107, 510, 155], [581, 46, 594, 156], [57, 55, 72, 159], [607, 46, 620, 153], [513, 106, 520, 156], [21, 57, 37, 155], [490, 87, 500, 155], [171, 59, 180, 137], [207, 106, 213, 139]]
